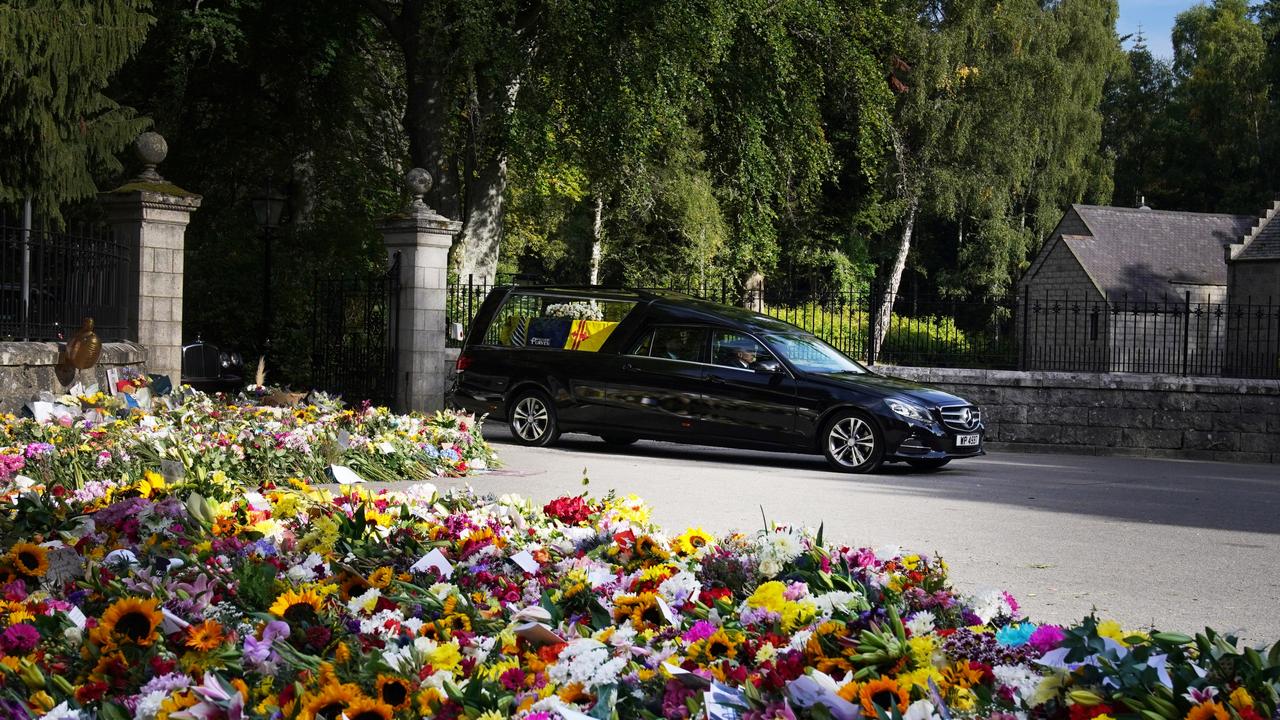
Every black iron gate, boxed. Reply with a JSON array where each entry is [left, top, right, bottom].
[[310, 253, 401, 408]]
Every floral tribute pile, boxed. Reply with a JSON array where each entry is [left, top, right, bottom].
[[0, 403, 1278, 720], [1, 389, 497, 495]]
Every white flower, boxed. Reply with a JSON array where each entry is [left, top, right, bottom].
[[547, 638, 627, 690], [133, 691, 168, 720], [813, 590, 866, 620], [970, 588, 1015, 624], [903, 699, 944, 720], [347, 587, 381, 615], [994, 664, 1043, 703], [38, 703, 85, 720], [905, 610, 937, 636], [658, 571, 701, 606]]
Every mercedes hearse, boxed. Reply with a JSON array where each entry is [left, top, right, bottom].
[[447, 287, 985, 473]]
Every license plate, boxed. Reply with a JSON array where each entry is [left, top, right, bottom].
[[956, 434, 980, 447]]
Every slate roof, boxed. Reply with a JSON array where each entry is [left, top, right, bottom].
[[1237, 214, 1280, 261], [1065, 205, 1254, 298]]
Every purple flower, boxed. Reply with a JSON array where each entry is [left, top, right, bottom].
[[1028, 625, 1066, 654], [681, 620, 718, 643], [243, 621, 290, 665], [23, 443, 54, 459], [1, 623, 41, 654]]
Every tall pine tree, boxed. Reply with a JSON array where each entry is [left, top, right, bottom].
[[0, 0, 155, 218]]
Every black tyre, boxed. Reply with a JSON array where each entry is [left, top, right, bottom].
[[599, 434, 639, 446], [906, 457, 951, 471], [508, 390, 560, 447], [820, 411, 884, 473]]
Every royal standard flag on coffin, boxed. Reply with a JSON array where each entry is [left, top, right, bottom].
[[563, 320, 618, 352]]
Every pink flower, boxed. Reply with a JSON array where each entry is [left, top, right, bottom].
[[1, 623, 40, 654], [1028, 624, 1066, 654]]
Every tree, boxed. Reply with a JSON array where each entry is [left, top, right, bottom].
[[0, 0, 154, 217], [1166, 0, 1269, 212], [361, 0, 542, 283], [870, 0, 1120, 355], [1101, 33, 1176, 209]]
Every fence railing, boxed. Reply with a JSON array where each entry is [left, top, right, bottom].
[[445, 276, 1280, 379], [0, 212, 131, 341]]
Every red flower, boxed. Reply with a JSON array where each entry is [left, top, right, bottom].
[[543, 496, 593, 525]]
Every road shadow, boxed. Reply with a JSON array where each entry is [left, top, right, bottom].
[[480, 426, 1280, 535]]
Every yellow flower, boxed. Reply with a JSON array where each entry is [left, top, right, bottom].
[[428, 640, 463, 672], [1229, 687, 1255, 710], [674, 528, 715, 555], [298, 682, 360, 720], [1095, 619, 1129, 646], [139, 470, 166, 498], [858, 677, 910, 716], [100, 597, 163, 646], [7, 543, 48, 578], [368, 567, 394, 589], [746, 581, 787, 614], [269, 587, 325, 622], [342, 696, 395, 720]]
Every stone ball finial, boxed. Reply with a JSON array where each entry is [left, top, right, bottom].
[[405, 167, 432, 198], [134, 132, 168, 182]]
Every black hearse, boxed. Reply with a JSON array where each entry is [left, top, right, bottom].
[[447, 287, 984, 473]]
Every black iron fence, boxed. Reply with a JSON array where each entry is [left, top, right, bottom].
[[445, 276, 1280, 379], [0, 211, 131, 341], [310, 253, 401, 407]]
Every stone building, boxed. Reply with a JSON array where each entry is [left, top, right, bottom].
[[1018, 204, 1254, 374], [1224, 200, 1280, 377]]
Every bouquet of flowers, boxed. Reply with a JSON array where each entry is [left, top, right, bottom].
[[544, 301, 604, 321]]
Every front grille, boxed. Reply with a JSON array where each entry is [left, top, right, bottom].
[[940, 405, 981, 431], [182, 344, 221, 379]]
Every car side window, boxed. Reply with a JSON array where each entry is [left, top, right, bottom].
[[649, 326, 708, 363], [627, 329, 655, 356], [711, 330, 773, 370]]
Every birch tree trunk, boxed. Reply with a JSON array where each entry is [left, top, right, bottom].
[[454, 154, 507, 284], [872, 126, 919, 361], [588, 195, 604, 285]]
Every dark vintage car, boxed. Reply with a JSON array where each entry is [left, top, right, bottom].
[[447, 287, 985, 473], [181, 340, 244, 393]]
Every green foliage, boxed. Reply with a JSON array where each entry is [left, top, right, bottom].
[[0, 0, 154, 217], [760, 302, 987, 367], [892, 0, 1123, 298]]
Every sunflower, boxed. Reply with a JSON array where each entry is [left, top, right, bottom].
[[858, 677, 911, 716], [100, 597, 163, 645], [185, 619, 226, 651], [674, 528, 715, 555], [8, 542, 48, 578], [367, 567, 394, 590], [269, 587, 325, 623], [299, 682, 361, 720], [688, 628, 742, 664], [612, 593, 664, 628], [375, 675, 413, 711], [1186, 701, 1230, 720], [342, 697, 394, 720]]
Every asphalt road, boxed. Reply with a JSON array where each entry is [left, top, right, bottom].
[[434, 427, 1280, 643]]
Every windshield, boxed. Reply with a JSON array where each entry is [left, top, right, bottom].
[[763, 333, 868, 374]]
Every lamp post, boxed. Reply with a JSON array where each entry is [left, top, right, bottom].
[[251, 180, 287, 364]]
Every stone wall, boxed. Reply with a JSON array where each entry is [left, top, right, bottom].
[[0, 342, 147, 414], [884, 366, 1280, 464]]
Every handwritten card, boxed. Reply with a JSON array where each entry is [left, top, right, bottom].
[[327, 465, 364, 485], [410, 548, 453, 579], [509, 550, 540, 574]]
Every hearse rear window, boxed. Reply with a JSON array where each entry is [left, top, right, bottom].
[[484, 293, 636, 351]]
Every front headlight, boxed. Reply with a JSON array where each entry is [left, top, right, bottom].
[[886, 398, 934, 424], [219, 351, 230, 368]]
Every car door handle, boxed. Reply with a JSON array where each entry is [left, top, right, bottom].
[[621, 362, 638, 372], [705, 375, 724, 384]]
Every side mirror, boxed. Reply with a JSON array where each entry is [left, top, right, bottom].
[[447, 322, 466, 342], [754, 358, 783, 374]]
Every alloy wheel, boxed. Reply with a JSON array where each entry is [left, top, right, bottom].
[[827, 416, 877, 468], [511, 396, 550, 442]]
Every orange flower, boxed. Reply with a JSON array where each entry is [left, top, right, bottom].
[[100, 598, 163, 646], [1186, 701, 1230, 720], [858, 677, 910, 716], [185, 619, 226, 651], [375, 675, 413, 711]]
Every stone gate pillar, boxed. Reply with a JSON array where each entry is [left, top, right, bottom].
[[99, 132, 201, 384], [379, 169, 461, 413]]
